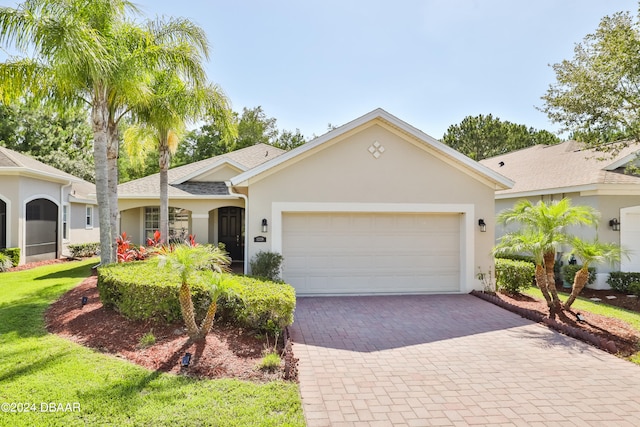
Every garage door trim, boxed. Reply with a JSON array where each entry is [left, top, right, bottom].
[[272, 202, 475, 293]]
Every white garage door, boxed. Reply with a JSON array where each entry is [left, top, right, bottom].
[[282, 212, 461, 295], [621, 210, 640, 272]]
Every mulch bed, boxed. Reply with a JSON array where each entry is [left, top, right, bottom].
[[473, 288, 640, 358], [33, 259, 292, 382]]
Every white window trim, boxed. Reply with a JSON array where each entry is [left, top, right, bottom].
[[62, 204, 70, 241], [85, 205, 94, 229]]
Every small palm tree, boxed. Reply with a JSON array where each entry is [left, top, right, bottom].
[[497, 199, 599, 308], [155, 244, 231, 340], [564, 237, 625, 308], [493, 229, 551, 303]]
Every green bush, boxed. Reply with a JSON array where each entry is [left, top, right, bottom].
[[0, 247, 20, 267], [607, 272, 640, 293], [67, 242, 100, 258], [249, 251, 284, 281], [560, 264, 596, 286], [629, 281, 640, 297], [494, 253, 536, 265], [97, 261, 295, 332], [495, 258, 535, 294], [219, 275, 296, 333], [0, 253, 12, 272]]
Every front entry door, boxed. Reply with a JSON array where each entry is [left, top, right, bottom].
[[218, 207, 244, 262]]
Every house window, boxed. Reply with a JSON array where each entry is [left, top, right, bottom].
[[85, 205, 93, 229], [144, 207, 191, 241], [62, 205, 69, 240]]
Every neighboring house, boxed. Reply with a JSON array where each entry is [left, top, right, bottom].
[[480, 140, 640, 288], [0, 146, 100, 265], [119, 108, 512, 295]]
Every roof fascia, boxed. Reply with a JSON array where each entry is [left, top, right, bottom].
[[170, 158, 247, 185]]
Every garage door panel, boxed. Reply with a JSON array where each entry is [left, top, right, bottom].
[[282, 212, 461, 295]]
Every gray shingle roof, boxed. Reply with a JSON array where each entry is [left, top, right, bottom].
[[479, 140, 640, 195], [118, 143, 286, 197], [0, 146, 81, 181]]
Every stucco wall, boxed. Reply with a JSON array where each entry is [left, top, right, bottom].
[[244, 122, 497, 291]]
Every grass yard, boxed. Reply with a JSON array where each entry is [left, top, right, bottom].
[[0, 259, 304, 427]]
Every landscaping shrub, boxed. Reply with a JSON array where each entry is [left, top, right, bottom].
[[494, 253, 535, 266], [560, 264, 595, 286], [249, 251, 284, 281], [629, 281, 640, 297], [494, 258, 535, 294], [607, 272, 640, 293], [0, 253, 12, 272], [97, 261, 295, 332], [67, 242, 100, 258], [0, 247, 20, 267]]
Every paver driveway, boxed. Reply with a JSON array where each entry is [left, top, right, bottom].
[[290, 295, 640, 426]]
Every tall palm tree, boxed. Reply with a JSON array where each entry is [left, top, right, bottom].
[[125, 69, 235, 242], [0, 1, 210, 264], [497, 199, 599, 308], [493, 229, 551, 304], [155, 244, 231, 340], [564, 237, 624, 308]]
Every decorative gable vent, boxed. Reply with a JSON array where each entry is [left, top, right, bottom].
[[368, 141, 385, 159]]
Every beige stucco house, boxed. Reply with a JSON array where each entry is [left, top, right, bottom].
[[0, 146, 100, 264], [480, 140, 640, 288], [118, 109, 512, 295]]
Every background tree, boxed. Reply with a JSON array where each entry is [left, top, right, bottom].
[[235, 106, 279, 150], [172, 110, 237, 167], [442, 114, 560, 160], [0, 98, 94, 181], [541, 10, 640, 150]]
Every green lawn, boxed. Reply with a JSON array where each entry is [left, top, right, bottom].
[[0, 259, 304, 427]]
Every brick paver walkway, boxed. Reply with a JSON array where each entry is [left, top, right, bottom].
[[290, 295, 640, 426]]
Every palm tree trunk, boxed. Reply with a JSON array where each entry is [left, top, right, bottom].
[[178, 281, 199, 338], [91, 96, 113, 265], [535, 263, 553, 307], [196, 301, 217, 340], [543, 251, 561, 308], [565, 267, 590, 308], [107, 121, 120, 263], [159, 137, 170, 243]]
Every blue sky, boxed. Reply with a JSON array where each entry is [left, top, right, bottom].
[[4, 0, 639, 139]]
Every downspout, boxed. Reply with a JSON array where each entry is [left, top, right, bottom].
[[225, 181, 249, 275]]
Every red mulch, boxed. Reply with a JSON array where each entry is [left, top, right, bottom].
[[484, 288, 640, 358], [43, 267, 286, 381]]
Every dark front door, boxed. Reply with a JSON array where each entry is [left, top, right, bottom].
[[218, 207, 244, 262]]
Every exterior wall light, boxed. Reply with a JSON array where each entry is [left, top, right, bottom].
[[609, 218, 620, 231], [478, 219, 487, 232], [261, 218, 268, 233]]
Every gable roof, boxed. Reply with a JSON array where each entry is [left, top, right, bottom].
[[118, 143, 286, 198], [0, 146, 82, 183], [229, 108, 514, 190], [479, 140, 640, 198]]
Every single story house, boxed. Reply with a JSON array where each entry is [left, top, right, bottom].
[[119, 109, 512, 295], [0, 146, 100, 264], [480, 140, 640, 289]]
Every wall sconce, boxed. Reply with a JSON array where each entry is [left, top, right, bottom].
[[609, 218, 620, 231], [478, 219, 487, 232], [261, 218, 268, 233]]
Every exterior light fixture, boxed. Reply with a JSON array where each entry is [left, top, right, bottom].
[[478, 219, 487, 232], [609, 218, 620, 231], [575, 312, 585, 322], [181, 352, 192, 367], [261, 218, 268, 233], [81, 296, 88, 306]]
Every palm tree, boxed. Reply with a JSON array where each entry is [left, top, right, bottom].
[[497, 199, 599, 308], [125, 69, 235, 242], [155, 244, 231, 340], [493, 229, 551, 304], [564, 237, 624, 308], [0, 2, 210, 265]]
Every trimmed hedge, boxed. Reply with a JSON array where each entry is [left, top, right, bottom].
[[68, 242, 100, 258], [97, 261, 295, 332], [607, 272, 640, 294], [495, 258, 535, 294], [0, 247, 20, 267], [494, 253, 535, 266], [560, 264, 595, 286]]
